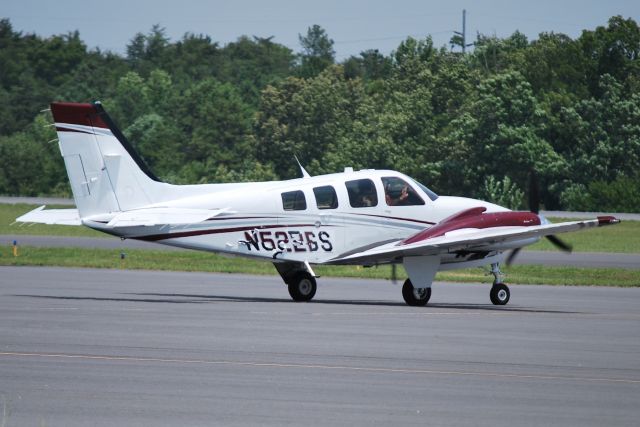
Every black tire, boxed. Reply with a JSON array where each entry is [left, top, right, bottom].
[[287, 272, 317, 302], [490, 283, 510, 305], [402, 278, 431, 306]]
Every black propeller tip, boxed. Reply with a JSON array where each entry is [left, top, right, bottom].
[[506, 248, 521, 266], [546, 234, 573, 253]]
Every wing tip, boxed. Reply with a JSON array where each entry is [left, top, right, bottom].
[[597, 216, 620, 225]]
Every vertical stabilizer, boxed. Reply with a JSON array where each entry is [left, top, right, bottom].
[[51, 101, 165, 218]]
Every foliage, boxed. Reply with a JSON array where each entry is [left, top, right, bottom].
[[560, 176, 640, 212], [480, 176, 524, 210], [0, 17, 639, 211], [298, 24, 335, 78]]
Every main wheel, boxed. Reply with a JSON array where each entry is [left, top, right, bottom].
[[287, 272, 317, 302], [402, 279, 431, 306], [490, 283, 510, 305]]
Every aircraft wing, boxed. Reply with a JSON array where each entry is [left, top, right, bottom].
[[16, 205, 82, 225], [329, 217, 619, 264]]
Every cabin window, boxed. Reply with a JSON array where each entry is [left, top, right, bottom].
[[345, 179, 378, 208], [313, 185, 338, 209], [281, 190, 307, 210], [382, 177, 425, 206]]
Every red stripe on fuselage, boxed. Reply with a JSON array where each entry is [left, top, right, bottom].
[[352, 213, 436, 225], [134, 223, 321, 242], [205, 216, 279, 221]]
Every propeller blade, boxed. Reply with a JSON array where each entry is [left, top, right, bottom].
[[528, 170, 540, 214], [391, 264, 397, 284], [506, 248, 521, 266], [546, 235, 573, 253]]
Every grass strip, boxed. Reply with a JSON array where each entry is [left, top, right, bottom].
[[527, 217, 640, 253], [1, 246, 638, 287]]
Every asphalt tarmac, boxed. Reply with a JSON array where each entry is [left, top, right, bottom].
[[1, 266, 639, 426], [3, 234, 640, 269]]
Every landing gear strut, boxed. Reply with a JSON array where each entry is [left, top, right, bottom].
[[402, 279, 431, 306], [489, 263, 510, 305]]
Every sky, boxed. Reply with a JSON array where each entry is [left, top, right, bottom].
[[3, 0, 639, 60]]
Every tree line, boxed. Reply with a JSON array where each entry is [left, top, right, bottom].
[[0, 16, 639, 211]]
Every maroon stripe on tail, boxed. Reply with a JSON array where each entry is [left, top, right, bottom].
[[50, 102, 109, 129]]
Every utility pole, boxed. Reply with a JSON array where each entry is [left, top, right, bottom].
[[462, 9, 467, 53], [452, 9, 474, 53]]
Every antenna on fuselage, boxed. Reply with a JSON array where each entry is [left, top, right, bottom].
[[294, 155, 311, 178]]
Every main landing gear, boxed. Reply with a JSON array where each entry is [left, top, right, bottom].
[[287, 272, 317, 302], [402, 279, 431, 306], [274, 262, 317, 302], [489, 263, 510, 305]]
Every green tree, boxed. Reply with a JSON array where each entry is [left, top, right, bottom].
[[111, 71, 149, 128], [159, 33, 222, 87], [298, 25, 335, 78], [579, 16, 640, 94], [256, 66, 364, 178], [124, 113, 185, 180], [553, 75, 640, 192], [176, 78, 254, 173], [126, 24, 170, 74], [481, 176, 524, 210], [219, 36, 295, 104], [521, 32, 589, 100], [471, 31, 528, 75], [341, 49, 393, 81], [0, 114, 65, 195], [447, 71, 565, 197]]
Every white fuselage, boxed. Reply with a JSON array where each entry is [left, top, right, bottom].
[[84, 169, 515, 266]]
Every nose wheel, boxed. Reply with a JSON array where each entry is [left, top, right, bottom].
[[488, 263, 510, 305], [490, 283, 510, 305]]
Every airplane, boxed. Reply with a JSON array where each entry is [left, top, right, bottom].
[[16, 101, 621, 306]]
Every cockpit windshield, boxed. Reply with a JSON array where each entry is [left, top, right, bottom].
[[410, 178, 439, 201]]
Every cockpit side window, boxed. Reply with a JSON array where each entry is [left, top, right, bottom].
[[281, 190, 307, 210], [412, 179, 439, 201], [382, 177, 425, 206], [313, 185, 338, 209], [345, 179, 378, 208]]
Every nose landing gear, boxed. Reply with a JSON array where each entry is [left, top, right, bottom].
[[489, 263, 510, 305]]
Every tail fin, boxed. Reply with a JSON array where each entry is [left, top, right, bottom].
[[51, 101, 165, 218]]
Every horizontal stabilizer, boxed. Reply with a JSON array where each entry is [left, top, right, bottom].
[[105, 207, 228, 227], [16, 206, 81, 225]]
